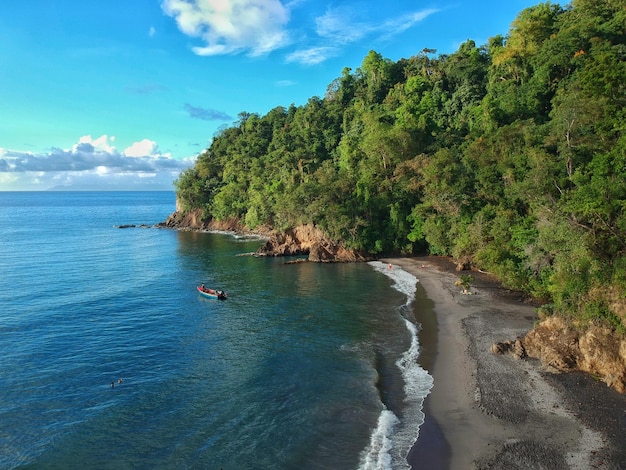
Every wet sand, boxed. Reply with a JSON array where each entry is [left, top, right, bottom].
[[383, 257, 626, 469]]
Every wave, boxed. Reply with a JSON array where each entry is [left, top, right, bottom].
[[367, 261, 418, 307], [360, 262, 434, 470]]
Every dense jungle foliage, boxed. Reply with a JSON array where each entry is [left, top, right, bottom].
[[175, 0, 626, 330]]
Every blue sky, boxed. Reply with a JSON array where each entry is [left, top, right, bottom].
[[0, 0, 540, 191]]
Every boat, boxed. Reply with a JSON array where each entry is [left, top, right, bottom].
[[197, 285, 227, 300]]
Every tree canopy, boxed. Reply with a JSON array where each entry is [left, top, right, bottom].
[[175, 0, 626, 332]]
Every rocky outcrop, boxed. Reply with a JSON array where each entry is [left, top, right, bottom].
[[255, 224, 371, 262], [159, 210, 368, 263], [158, 209, 271, 235], [518, 316, 626, 394], [159, 208, 209, 230]]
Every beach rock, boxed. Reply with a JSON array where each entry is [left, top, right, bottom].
[[521, 316, 626, 394], [490, 339, 527, 359], [512, 339, 527, 359]]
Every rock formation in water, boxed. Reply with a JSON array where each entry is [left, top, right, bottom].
[[158, 209, 368, 263]]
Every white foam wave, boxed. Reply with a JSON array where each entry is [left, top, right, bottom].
[[195, 229, 268, 241], [360, 262, 434, 470], [392, 318, 434, 468], [367, 261, 418, 306], [358, 409, 400, 470], [397, 319, 434, 401]]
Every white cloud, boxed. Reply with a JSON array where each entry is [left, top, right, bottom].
[[287, 6, 439, 65], [275, 79, 296, 87], [315, 6, 367, 45], [124, 139, 159, 157], [316, 6, 439, 44], [379, 9, 439, 38], [285, 46, 337, 65], [73, 134, 117, 154], [162, 0, 291, 56], [0, 172, 18, 185], [149, 26, 156, 37]]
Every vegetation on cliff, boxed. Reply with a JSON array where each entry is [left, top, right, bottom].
[[174, 0, 626, 333]]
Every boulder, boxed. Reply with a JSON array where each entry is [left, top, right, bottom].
[[518, 316, 626, 393], [490, 339, 527, 359]]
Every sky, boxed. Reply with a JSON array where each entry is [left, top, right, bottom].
[[0, 0, 540, 191]]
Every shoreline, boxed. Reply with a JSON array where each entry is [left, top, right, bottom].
[[383, 256, 626, 469]]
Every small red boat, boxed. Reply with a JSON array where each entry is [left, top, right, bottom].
[[197, 285, 227, 300]]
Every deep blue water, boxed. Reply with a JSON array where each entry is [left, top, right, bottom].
[[0, 192, 432, 469]]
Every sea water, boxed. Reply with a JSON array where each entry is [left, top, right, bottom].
[[0, 192, 432, 469]]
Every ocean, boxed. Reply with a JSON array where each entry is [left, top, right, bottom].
[[0, 191, 433, 469]]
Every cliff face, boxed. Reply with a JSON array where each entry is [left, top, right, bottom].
[[255, 224, 371, 262], [521, 316, 626, 394], [495, 313, 626, 394], [158, 208, 250, 233], [158, 210, 369, 262], [457, 258, 626, 395]]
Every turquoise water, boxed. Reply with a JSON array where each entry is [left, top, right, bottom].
[[0, 192, 432, 469]]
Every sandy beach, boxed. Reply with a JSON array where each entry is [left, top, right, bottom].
[[383, 257, 626, 469]]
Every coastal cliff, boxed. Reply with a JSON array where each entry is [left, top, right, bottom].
[[158, 209, 369, 262], [158, 208, 254, 234], [255, 224, 371, 262]]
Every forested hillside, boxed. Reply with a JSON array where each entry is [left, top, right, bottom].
[[175, 0, 626, 332]]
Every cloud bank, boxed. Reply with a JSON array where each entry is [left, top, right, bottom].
[[0, 135, 195, 191]]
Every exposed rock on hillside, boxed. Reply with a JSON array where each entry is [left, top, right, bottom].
[[440, 256, 626, 395], [255, 224, 371, 262], [158, 209, 269, 235], [158, 210, 368, 262], [500, 316, 626, 394]]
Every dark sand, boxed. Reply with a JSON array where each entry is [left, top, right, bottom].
[[383, 257, 626, 470]]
